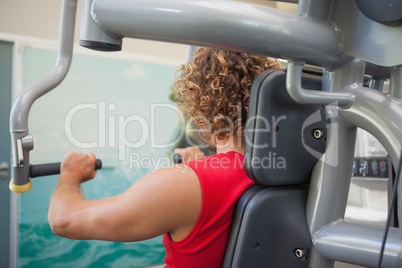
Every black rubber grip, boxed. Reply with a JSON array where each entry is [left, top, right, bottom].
[[172, 154, 183, 164], [29, 159, 102, 178]]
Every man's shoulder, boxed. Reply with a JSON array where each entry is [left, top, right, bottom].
[[186, 151, 244, 172]]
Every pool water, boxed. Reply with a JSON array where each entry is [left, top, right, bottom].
[[18, 169, 167, 268], [18, 46, 181, 267], [19, 222, 165, 268]]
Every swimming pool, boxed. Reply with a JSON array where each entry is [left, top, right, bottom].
[[17, 45, 181, 268]]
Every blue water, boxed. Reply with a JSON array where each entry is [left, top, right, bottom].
[[19, 223, 165, 268], [19, 46, 181, 267], [19, 169, 167, 268]]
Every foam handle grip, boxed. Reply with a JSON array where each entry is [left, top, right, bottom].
[[29, 159, 102, 178]]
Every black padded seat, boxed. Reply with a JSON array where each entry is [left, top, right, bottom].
[[222, 186, 310, 267], [222, 69, 327, 267]]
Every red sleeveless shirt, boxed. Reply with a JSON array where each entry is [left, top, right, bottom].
[[163, 151, 255, 267]]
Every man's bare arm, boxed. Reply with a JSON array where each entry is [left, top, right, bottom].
[[48, 152, 201, 242]]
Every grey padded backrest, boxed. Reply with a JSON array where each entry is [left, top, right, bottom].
[[222, 186, 311, 268], [222, 69, 327, 267], [245, 69, 327, 186]]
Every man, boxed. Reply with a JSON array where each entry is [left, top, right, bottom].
[[48, 47, 280, 267]]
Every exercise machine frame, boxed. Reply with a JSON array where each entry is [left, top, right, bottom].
[[9, 0, 402, 267]]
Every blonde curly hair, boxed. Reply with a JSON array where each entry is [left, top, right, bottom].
[[174, 47, 281, 150]]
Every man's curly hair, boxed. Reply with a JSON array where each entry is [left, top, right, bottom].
[[174, 47, 281, 150]]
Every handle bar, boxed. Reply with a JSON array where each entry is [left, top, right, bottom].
[[29, 159, 102, 178], [172, 154, 182, 164]]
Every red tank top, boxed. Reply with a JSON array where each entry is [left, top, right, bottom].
[[163, 151, 255, 267]]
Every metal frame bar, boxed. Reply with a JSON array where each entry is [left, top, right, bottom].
[[390, 66, 402, 99], [313, 220, 401, 267], [9, 0, 402, 267], [81, 0, 351, 68], [8, 0, 77, 192], [306, 58, 402, 267], [306, 108, 358, 267], [286, 61, 355, 108]]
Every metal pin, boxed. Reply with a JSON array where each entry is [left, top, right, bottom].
[[295, 248, 306, 259], [313, 129, 324, 139]]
